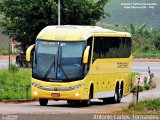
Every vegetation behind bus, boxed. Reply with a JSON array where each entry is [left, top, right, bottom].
[[0, 67, 31, 101], [0, 0, 110, 53]]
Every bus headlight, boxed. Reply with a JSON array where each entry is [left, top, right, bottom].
[[75, 92, 80, 97], [32, 82, 43, 88], [69, 83, 85, 90], [34, 91, 38, 95]]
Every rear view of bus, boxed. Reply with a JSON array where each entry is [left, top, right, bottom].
[[26, 25, 132, 106]]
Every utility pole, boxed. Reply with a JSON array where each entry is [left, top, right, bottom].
[[58, 0, 60, 26], [8, 38, 11, 69]]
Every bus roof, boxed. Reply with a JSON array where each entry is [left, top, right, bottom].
[[36, 25, 131, 41]]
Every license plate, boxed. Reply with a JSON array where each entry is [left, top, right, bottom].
[[51, 93, 60, 97]]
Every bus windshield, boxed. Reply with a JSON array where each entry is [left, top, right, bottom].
[[33, 40, 85, 82]]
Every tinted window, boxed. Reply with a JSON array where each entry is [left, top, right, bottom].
[[93, 37, 131, 59]]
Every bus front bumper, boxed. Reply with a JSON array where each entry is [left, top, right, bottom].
[[31, 86, 88, 100]]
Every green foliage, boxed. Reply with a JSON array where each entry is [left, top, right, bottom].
[[131, 72, 140, 80], [130, 72, 153, 92], [9, 63, 19, 73], [130, 85, 136, 92], [127, 23, 160, 54], [133, 52, 160, 59], [143, 83, 150, 90], [0, 46, 9, 55], [0, 0, 109, 52], [142, 99, 160, 111], [0, 68, 31, 101], [117, 99, 160, 114]]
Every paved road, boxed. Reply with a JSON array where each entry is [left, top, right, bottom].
[[0, 60, 15, 69], [132, 62, 160, 77]]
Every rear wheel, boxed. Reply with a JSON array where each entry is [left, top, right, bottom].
[[113, 84, 122, 103], [103, 97, 113, 104], [39, 99, 48, 106], [103, 83, 122, 104]]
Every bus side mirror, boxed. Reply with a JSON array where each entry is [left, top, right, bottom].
[[26, 44, 35, 61], [83, 46, 90, 64]]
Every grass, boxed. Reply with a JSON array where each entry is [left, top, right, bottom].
[[130, 72, 155, 92], [133, 52, 160, 59], [116, 99, 160, 114], [0, 68, 32, 101], [0, 46, 9, 55]]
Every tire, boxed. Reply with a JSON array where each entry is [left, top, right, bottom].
[[16, 57, 21, 67], [39, 99, 48, 106], [22, 57, 29, 68], [103, 98, 112, 104], [103, 84, 122, 104], [67, 100, 74, 104], [113, 84, 121, 103], [81, 99, 91, 107], [81, 86, 92, 107], [119, 83, 123, 103]]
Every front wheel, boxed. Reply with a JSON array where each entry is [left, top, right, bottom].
[[39, 99, 48, 106], [81, 89, 92, 107]]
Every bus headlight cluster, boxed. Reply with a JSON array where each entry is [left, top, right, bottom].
[[32, 82, 43, 88], [32, 82, 85, 91], [69, 83, 85, 90]]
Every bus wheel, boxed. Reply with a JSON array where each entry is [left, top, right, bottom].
[[39, 99, 48, 106], [113, 84, 121, 103], [118, 83, 123, 103], [16, 57, 21, 67], [22, 57, 27, 68], [81, 95, 91, 107], [67, 100, 74, 104], [82, 85, 93, 107]]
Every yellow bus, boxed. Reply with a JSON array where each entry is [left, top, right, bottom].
[[26, 25, 132, 106]]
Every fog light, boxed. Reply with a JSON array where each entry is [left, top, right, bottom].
[[34, 91, 38, 95], [75, 92, 79, 97]]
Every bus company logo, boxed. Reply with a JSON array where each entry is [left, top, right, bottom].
[[53, 88, 58, 91], [49, 83, 62, 86], [117, 62, 129, 68]]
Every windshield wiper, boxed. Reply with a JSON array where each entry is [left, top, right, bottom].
[[43, 55, 56, 79], [58, 64, 69, 80]]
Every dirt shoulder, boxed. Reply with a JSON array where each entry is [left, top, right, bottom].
[[0, 55, 16, 60], [133, 58, 160, 62]]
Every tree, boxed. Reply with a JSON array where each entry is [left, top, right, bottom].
[[0, 0, 110, 52], [129, 23, 155, 52]]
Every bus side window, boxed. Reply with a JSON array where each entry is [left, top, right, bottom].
[[93, 37, 131, 59]]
